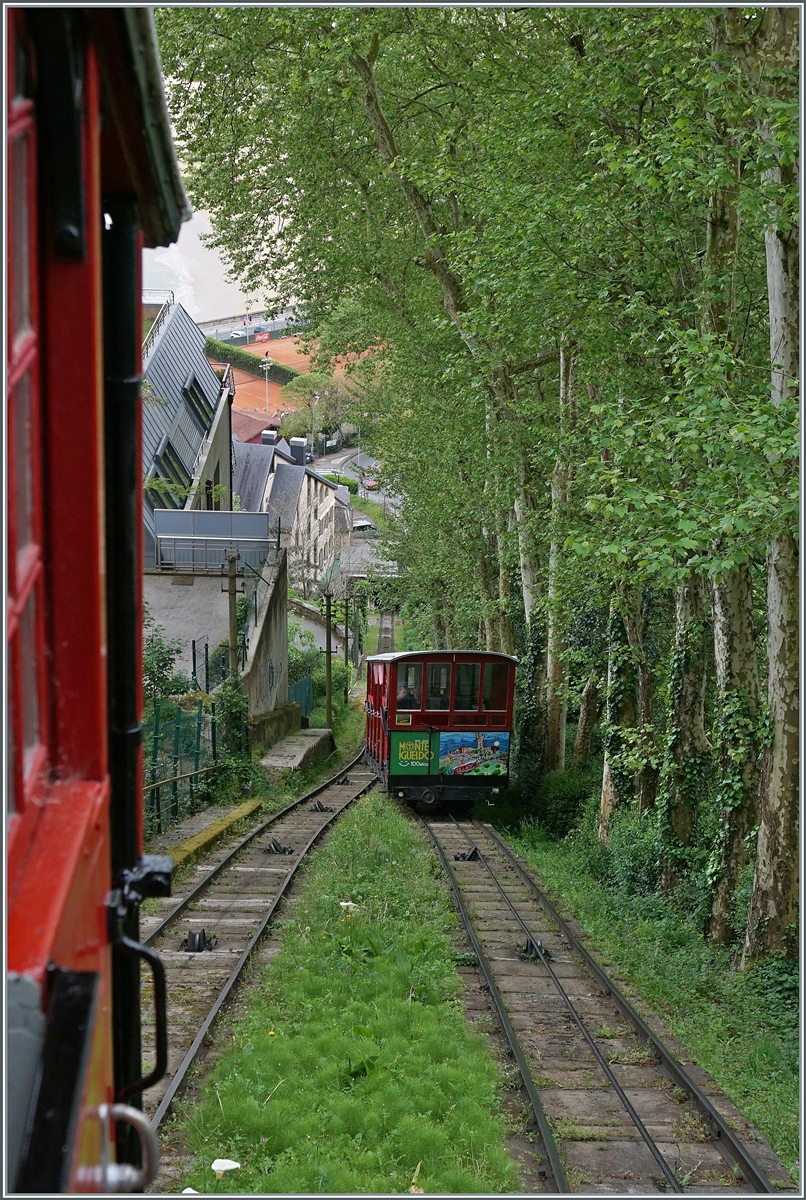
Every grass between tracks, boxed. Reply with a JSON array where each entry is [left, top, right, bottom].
[[172, 792, 518, 1194], [505, 818, 799, 1183]]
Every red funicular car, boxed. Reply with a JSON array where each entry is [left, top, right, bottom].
[[365, 651, 517, 811]]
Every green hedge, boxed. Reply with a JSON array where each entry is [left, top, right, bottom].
[[323, 472, 359, 494], [205, 336, 302, 385]]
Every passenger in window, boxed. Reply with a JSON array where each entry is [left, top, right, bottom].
[[396, 664, 422, 709]]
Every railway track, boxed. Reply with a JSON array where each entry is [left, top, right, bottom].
[[139, 755, 376, 1129], [421, 815, 787, 1195], [377, 610, 395, 653]]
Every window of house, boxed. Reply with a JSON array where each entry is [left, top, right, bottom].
[[454, 662, 480, 710], [7, 14, 47, 812], [425, 662, 451, 710], [182, 371, 214, 431], [151, 438, 191, 507], [482, 662, 509, 711]]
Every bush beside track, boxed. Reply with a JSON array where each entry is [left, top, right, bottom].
[[174, 792, 518, 1194]]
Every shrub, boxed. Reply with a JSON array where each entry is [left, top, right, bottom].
[[204, 336, 301, 385], [533, 764, 601, 838], [606, 806, 662, 895], [215, 674, 250, 756], [323, 472, 358, 494], [142, 599, 188, 716], [288, 620, 319, 684]]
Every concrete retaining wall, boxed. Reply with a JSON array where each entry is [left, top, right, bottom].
[[241, 550, 289, 717], [250, 700, 302, 752]]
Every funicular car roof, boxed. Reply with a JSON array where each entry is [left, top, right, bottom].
[[367, 650, 518, 664]]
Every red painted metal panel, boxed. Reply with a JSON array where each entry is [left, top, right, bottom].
[[41, 43, 107, 782], [135, 229, 145, 854]]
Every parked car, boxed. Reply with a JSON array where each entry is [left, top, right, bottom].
[[362, 477, 379, 490]]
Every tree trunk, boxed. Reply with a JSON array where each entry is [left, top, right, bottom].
[[725, 6, 800, 963], [572, 670, 600, 773], [708, 564, 761, 944], [743, 540, 799, 961], [514, 457, 542, 629], [497, 510, 516, 657], [599, 600, 636, 841], [545, 343, 573, 771], [441, 596, 454, 651], [544, 487, 567, 772], [660, 576, 710, 891], [617, 584, 659, 813], [433, 588, 448, 650]]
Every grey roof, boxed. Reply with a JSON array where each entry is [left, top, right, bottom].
[[265, 463, 305, 534], [142, 303, 224, 558], [367, 651, 518, 663], [118, 9, 192, 246], [233, 442, 274, 512]]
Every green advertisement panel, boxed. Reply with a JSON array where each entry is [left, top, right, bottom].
[[390, 732, 434, 775]]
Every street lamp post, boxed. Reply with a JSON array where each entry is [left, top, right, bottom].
[[311, 392, 319, 457], [261, 357, 272, 416]]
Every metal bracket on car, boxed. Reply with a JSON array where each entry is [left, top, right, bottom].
[[120, 855, 173, 906], [74, 1103, 160, 1192], [114, 939, 168, 1100]]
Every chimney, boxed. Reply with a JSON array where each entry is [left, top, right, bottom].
[[289, 436, 306, 467], [261, 429, 277, 445]]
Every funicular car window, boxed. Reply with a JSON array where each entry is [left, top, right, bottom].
[[454, 662, 480, 710], [425, 662, 451, 710], [396, 663, 422, 709], [482, 661, 509, 711]]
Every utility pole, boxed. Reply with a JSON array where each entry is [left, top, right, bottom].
[[325, 590, 333, 730], [344, 595, 350, 703], [227, 552, 240, 677]]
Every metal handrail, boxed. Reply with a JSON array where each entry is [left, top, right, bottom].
[[142, 764, 217, 795], [155, 536, 276, 574], [142, 291, 175, 360]]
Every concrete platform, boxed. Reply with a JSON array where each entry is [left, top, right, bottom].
[[145, 799, 263, 869], [260, 727, 335, 780]]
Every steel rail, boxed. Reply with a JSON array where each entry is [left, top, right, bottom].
[[143, 750, 367, 947], [418, 817, 569, 1193], [449, 818, 682, 1192], [151, 775, 375, 1129], [478, 821, 776, 1194]]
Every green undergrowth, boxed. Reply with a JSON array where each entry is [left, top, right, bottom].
[[363, 617, 380, 657], [173, 792, 518, 1194], [351, 493, 393, 532], [505, 812, 798, 1182]]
